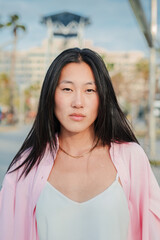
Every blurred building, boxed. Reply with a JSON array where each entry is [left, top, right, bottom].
[[0, 37, 144, 85], [0, 37, 146, 123]]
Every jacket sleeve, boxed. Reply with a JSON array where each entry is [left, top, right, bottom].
[[135, 144, 160, 239], [0, 173, 16, 239], [0, 149, 38, 240], [0, 152, 29, 240], [125, 143, 160, 240], [138, 146, 160, 239], [148, 161, 160, 239]]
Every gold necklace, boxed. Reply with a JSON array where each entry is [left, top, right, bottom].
[[59, 143, 97, 159]]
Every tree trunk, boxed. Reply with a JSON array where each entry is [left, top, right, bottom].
[[9, 32, 17, 118]]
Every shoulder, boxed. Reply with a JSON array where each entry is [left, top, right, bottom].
[[114, 141, 147, 156], [113, 141, 150, 169], [117, 141, 147, 156], [2, 145, 51, 189], [113, 142, 153, 192], [1, 148, 32, 189]]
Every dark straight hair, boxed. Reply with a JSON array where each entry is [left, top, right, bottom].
[[7, 47, 139, 178]]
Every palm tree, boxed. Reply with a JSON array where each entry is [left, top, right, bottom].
[[0, 73, 10, 107], [0, 14, 26, 116]]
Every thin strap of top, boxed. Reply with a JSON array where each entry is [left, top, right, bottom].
[[116, 172, 119, 181]]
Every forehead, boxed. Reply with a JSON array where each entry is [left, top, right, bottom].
[[59, 62, 95, 84]]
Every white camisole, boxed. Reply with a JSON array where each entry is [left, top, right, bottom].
[[36, 172, 130, 240]]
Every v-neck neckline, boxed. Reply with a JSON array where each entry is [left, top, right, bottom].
[[46, 173, 119, 206]]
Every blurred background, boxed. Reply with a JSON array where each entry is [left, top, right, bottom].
[[0, 0, 160, 185]]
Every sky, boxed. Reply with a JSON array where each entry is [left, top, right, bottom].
[[0, 0, 159, 55]]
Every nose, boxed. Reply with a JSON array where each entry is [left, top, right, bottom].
[[71, 91, 84, 108]]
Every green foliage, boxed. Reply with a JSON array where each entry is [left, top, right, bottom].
[[0, 73, 10, 107], [25, 82, 41, 96], [0, 14, 26, 114], [24, 82, 41, 111], [0, 14, 26, 36], [100, 54, 114, 71], [136, 58, 149, 80], [9, 14, 19, 23], [106, 63, 114, 71], [150, 160, 160, 166], [0, 23, 4, 28]]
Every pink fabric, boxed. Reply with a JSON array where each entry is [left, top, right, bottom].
[[0, 142, 160, 240]]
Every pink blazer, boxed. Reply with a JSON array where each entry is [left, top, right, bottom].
[[0, 141, 160, 240]]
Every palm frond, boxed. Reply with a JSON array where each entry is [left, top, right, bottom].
[[0, 23, 5, 28], [17, 25, 26, 31], [10, 14, 19, 22], [6, 22, 12, 27]]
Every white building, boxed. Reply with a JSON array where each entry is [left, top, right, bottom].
[[0, 37, 144, 86]]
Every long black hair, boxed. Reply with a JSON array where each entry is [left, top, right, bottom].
[[7, 47, 139, 178]]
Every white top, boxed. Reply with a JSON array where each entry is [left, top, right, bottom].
[[36, 173, 130, 240]]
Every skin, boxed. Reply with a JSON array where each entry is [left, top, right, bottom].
[[48, 62, 119, 203], [54, 61, 99, 154]]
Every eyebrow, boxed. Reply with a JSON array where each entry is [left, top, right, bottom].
[[59, 80, 96, 85]]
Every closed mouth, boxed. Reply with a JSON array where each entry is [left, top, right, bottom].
[[69, 113, 86, 117]]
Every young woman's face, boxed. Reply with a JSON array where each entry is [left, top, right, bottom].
[[54, 62, 99, 135]]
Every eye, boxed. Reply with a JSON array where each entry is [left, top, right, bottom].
[[62, 88, 72, 92], [86, 89, 96, 93]]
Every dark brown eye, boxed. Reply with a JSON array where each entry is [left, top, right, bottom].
[[62, 88, 72, 92], [86, 89, 95, 93]]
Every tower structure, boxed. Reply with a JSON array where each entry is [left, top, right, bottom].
[[41, 11, 90, 67]]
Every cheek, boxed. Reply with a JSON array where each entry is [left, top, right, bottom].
[[92, 96, 99, 114], [54, 91, 69, 118], [55, 97, 63, 111], [54, 91, 63, 116], [86, 96, 99, 121]]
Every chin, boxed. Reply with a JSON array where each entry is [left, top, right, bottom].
[[62, 125, 94, 135], [66, 128, 87, 134]]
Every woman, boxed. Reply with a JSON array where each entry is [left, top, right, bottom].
[[0, 48, 160, 240]]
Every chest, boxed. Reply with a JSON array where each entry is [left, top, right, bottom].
[[47, 154, 118, 203]]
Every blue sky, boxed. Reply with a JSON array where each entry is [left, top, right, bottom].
[[0, 0, 158, 55]]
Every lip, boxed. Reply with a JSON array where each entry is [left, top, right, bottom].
[[69, 113, 86, 121], [70, 113, 86, 117]]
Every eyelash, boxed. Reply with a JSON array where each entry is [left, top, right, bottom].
[[62, 88, 72, 92], [86, 89, 96, 93], [62, 88, 96, 93]]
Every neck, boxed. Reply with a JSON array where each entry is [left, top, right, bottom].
[[58, 129, 98, 156]]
